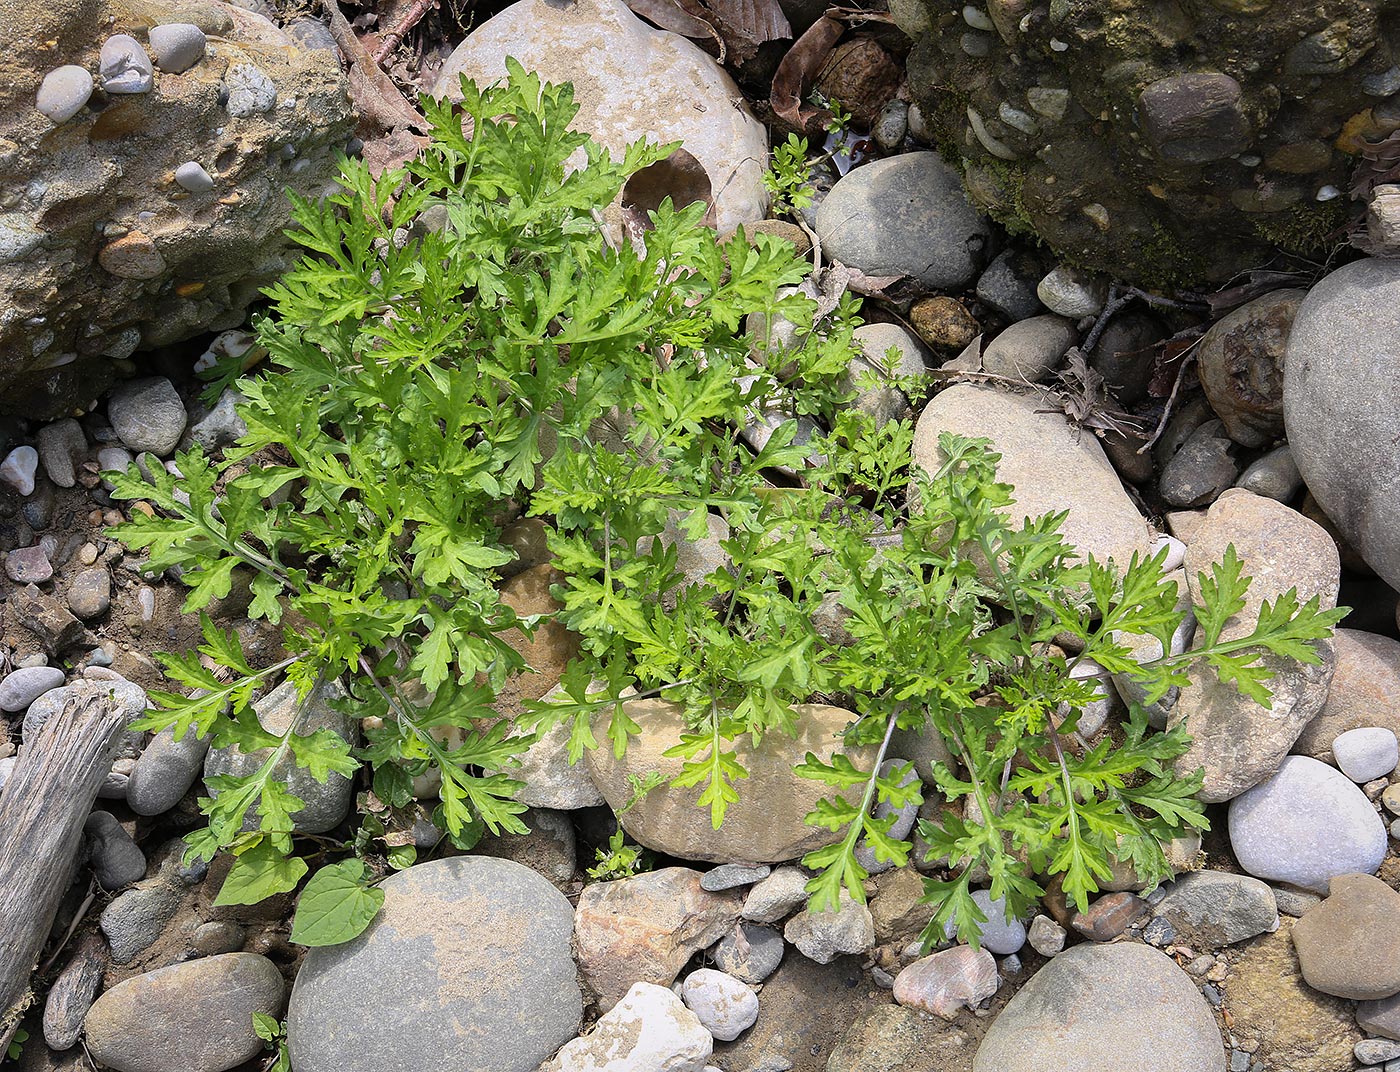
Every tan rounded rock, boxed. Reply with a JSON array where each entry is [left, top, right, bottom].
[[98, 233, 166, 280], [586, 698, 872, 864], [1292, 629, 1400, 765], [1292, 873, 1400, 1000]]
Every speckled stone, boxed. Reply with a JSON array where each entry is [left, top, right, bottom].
[[36, 65, 94, 122], [99, 34, 154, 94], [287, 857, 580, 1072]]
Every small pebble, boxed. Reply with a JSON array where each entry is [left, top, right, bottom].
[[680, 968, 759, 1042], [1142, 915, 1176, 946], [174, 161, 214, 193], [1359, 1038, 1400, 1064], [36, 65, 94, 123], [36, 419, 87, 489], [84, 811, 146, 890], [1027, 915, 1065, 957], [0, 666, 66, 712], [1333, 727, 1400, 783], [0, 445, 39, 495], [67, 567, 112, 619], [1071, 892, 1147, 941], [191, 921, 246, 956], [226, 63, 276, 116], [711, 923, 784, 985], [137, 586, 157, 621], [6, 546, 53, 584], [99, 35, 154, 94], [1229, 1049, 1250, 1072], [701, 863, 771, 892], [1037, 265, 1108, 318], [1000, 953, 1022, 974], [148, 23, 206, 73]]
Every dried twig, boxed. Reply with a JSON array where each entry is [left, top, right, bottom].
[[372, 0, 440, 64], [1136, 333, 1205, 454]]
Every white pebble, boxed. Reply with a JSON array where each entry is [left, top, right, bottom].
[[1152, 533, 1187, 572], [226, 63, 276, 116], [174, 161, 214, 193], [1333, 727, 1400, 783], [36, 65, 94, 123], [680, 968, 759, 1042], [0, 446, 39, 496], [99, 34, 154, 94], [137, 586, 156, 621], [962, 5, 995, 30]]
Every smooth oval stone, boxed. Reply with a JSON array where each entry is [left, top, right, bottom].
[[972, 943, 1224, 1071], [148, 23, 207, 72], [174, 161, 214, 192], [37, 65, 94, 123], [1228, 755, 1387, 893], [84, 953, 285, 1072], [0, 665, 65, 712], [287, 857, 581, 1072]]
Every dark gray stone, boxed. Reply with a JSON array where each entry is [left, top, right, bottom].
[[1152, 870, 1278, 948], [107, 377, 187, 456], [99, 883, 182, 964], [84, 953, 285, 1072], [1139, 73, 1251, 164], [287, 857, 581, 1072], [85, 810, 146, 890], [1159, 419, 1239, 508], [975, 248, 1045, 322], [702, 863, 772, 892]]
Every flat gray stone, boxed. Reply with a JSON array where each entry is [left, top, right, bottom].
[[972, 943, 1224, 1071], [84, 953, 284, 1072], [85, 811, 147, 890], [287, 857, 580, 1072], [702, 864, 772, 892], [1152, 870, 1278, 948], [100, 883, 182, 964], [816, 152, 992, 290], [107, 377, 187, 456], [711, 923, 785, 984]]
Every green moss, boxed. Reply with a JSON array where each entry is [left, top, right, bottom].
[[1132, 221, 1213, 292], [1250, 199, 1348, 257]]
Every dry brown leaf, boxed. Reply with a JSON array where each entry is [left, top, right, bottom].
[[326, 0, 426, 136], [705, 0, 791, 63], [771, 16, 844, 130], [625, 0, 723, 48]]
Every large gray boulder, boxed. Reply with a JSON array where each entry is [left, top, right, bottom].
[[287, 857, 581, 1072], [972, 943, 1224, 1072], [1284, 257, 1400, 589]]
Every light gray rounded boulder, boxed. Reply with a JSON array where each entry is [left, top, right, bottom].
[[1228, 755, 1387, 893], [972, 943, 1224, 1072], [1284, 257, 1400, 589], [816, 152, 992, 290], [287, 856, 581, 1072], [107, 377, 188, 456]]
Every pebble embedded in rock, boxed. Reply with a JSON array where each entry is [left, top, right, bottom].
[[84, 953, 284, 1072], [893, 945, 998, 1019], [37, 65, 94, 123], [711, 922, 784, 985], [67, 567, 112, 619], [1152, 870, 1279, 948], [681, 968, 759, 1041], [99, 232, 167, 280], [1229, 755, 1387, 893], [972, 943, 1224, 1071], [174, 161, 215, 193], [784, 890, 875, 964], [148, 23, 207, 73], [0, 445, 39, 495], [107, 377, 187, 455], [0, 665, 65, 712], [540, 982, 712, 1072], [6, 545, 53, 584], [1332, 727, 1399, 783], [1036, 265, 1108, 318], [815, 151, 992, 290], [1292, 873, 1400, 1000], [225, 62, 277, 115], [288, 857, 580, 1072], [85, 811, 147, 890], [99, 34, 154, 94]]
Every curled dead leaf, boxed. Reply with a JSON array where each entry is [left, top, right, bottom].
[[771, 16, 844, 130]]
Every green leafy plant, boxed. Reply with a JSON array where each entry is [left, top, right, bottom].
[[106, 63, 1345, 952], [252, 1014, 290, 1072], [763, 133, 815, 218]]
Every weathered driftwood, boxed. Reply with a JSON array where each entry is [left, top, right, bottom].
[[0, 693, 125, 1035]]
